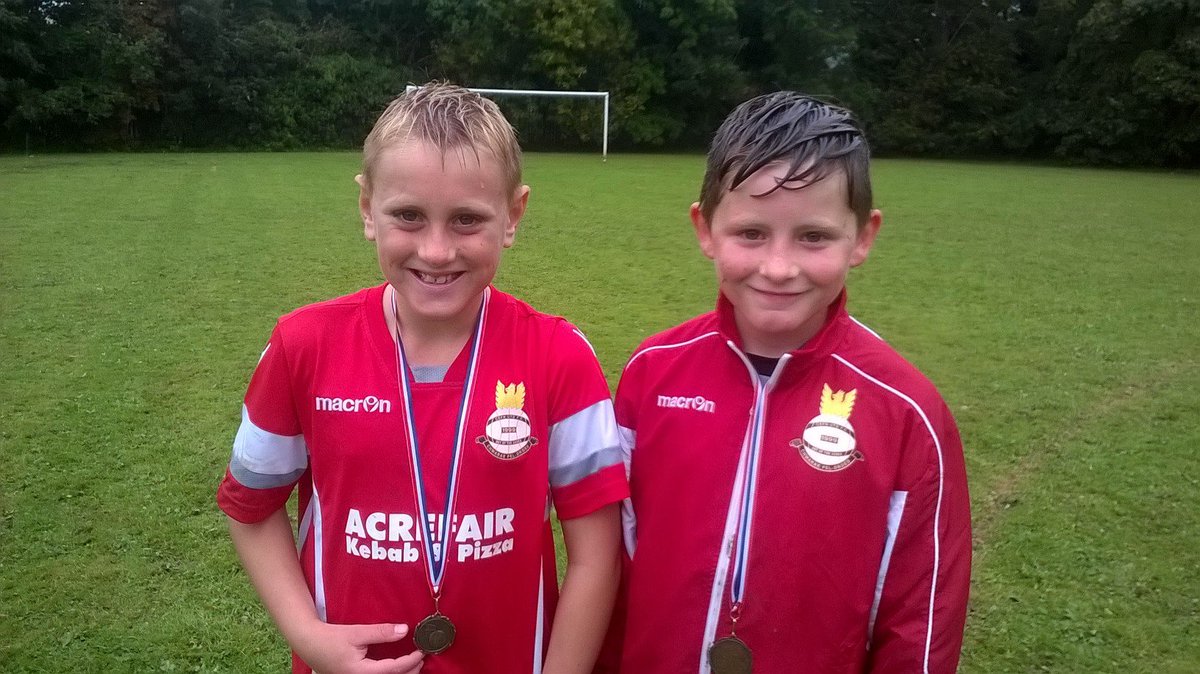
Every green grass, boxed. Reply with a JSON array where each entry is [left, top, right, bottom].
[[1, 153, 1198, 672]]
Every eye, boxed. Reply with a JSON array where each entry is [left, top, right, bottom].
[[393, 209, 420, 223], [456, 214, 480, 227], [738, 229, 766, 242], [800, 231, 827, 243]]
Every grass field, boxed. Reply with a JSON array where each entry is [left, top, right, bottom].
[[1, 152, 1198, 672]]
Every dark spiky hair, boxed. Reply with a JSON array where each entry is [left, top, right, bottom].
[[699, 92, 873, 226]]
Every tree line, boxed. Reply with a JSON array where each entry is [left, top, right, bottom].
[[2, 0, 1197, 166]]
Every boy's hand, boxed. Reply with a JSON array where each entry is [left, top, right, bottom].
[[300, 622, 425, 674]]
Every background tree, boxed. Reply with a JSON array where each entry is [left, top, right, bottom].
[[739, 0, 856, 98], [0, 0, 41, 148], [1002, 0, 1097, 156], [306, 0, 434, 73], [4, 0, 166, 148], [1047, 0, 1200, 165], [615, 0, 747, 145], [849, 0, 1025, 155], [0, 0, 1195, 165]]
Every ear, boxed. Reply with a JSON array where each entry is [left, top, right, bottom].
[[850, 209, 883, 267], [356, 174, 376, 242], [690, 202, 715, 260], [503, 184, 530, 248]]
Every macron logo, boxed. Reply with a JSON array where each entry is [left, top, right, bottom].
[[315, 395, 392, 413], [657, 394, 716, 414]]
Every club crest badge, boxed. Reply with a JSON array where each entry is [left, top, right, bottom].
[[790, 384, 864, 472], [477, 381, 537, 460]]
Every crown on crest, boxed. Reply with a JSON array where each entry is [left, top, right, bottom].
[[819, 384, 857, 418], [495, 381, 526, 410]]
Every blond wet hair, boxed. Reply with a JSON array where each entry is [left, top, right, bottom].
[[361, 82, 523, 194]]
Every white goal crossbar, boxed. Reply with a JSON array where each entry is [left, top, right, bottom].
[[406, 85, 610, 159]]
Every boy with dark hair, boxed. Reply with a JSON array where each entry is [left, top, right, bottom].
[[607, 92, 971, 672], [218, 83, 627, 674]]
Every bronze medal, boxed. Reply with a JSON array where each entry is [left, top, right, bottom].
[[708, 635, 752, 674], [413, 613, 456, 654]]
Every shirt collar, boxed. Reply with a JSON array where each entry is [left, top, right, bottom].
[[715, 289, 850, 367]]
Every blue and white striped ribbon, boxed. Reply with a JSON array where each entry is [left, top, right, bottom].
[[729, 377, 768, 609], [391, 287, 489, 595]]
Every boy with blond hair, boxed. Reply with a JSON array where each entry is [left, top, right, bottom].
[[218, 83, 626, 673], [606, 92, 971, 672]]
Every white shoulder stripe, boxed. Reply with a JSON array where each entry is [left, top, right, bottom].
[[848, 315, 884, 341], [626, 331, 721, 370], [572, 328, 598, 356], [831, 354, 944, 674]]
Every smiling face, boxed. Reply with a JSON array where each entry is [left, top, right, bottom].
[[692, 165, 881, 357], [359, 140, 529, 337]]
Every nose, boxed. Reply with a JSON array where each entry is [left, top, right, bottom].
[[759, 243, 799, 283], [418, 226, 456, 266]]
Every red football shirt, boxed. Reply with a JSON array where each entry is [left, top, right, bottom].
[[218, 285, 628, 673]]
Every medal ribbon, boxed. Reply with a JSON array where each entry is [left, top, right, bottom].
[[391, 287, 488, 597], [729, 375, 769, 614]]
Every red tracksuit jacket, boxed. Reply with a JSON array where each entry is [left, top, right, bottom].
[[606, 291, 971, 673]]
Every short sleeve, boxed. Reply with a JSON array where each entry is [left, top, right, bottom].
[[216, 323, 308, 523], [545, 322, 629, 520]]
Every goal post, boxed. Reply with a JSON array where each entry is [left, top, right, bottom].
[[405, 85, 610, 160]]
